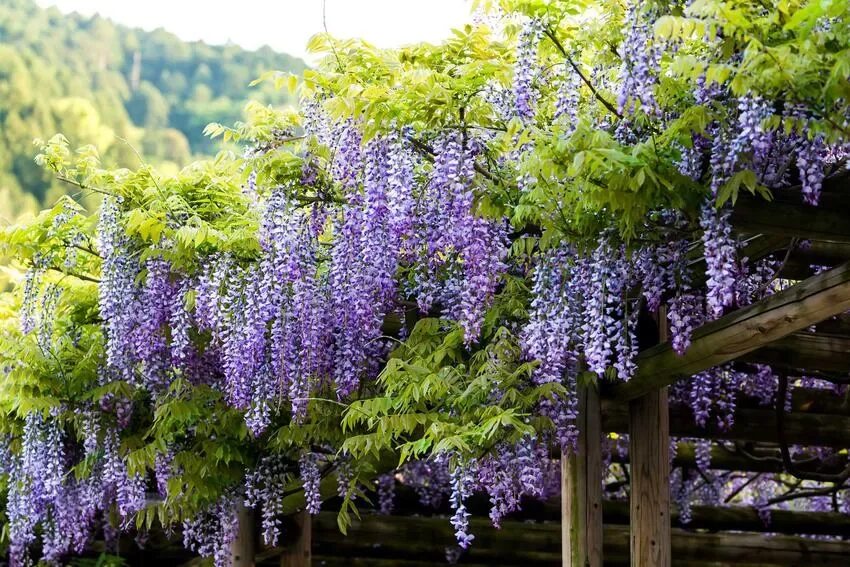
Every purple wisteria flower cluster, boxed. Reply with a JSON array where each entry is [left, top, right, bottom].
[[617, 3, 661, 116], [183, 496, 240, 567], [513, 18, 542, 122], [449, 462, 475, 549], [6, 412, 144, 566]]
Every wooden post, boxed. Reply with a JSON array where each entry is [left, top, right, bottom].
[[562, 381, 603, 566], [629, 309, 671, 567], [280, 510, 312, 567], [231, 504, 256, 567]]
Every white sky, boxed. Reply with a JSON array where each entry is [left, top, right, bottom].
[[35, 0, 474, 63]]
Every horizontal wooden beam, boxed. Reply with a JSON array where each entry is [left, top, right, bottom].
[[311, 512, 560, 566], [740, 332, 850, 373], [628, 441, 848, 476], [784, 386, 850, 415], [304, 512, 850, 566], [606, 525, 850, 567], [603, 500, 850, 537], [815, 313, 850, 335], [798, 240, 850, 263], [601, 403, 850, 447], [732, 175, 850, 243], [604, 261, 850, 402]]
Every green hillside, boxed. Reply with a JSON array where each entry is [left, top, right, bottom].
[[0, 0, 306, 218]]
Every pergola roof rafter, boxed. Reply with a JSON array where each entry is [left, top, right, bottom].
[[605, 260, 850, 403]]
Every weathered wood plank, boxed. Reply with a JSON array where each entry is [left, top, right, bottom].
[[604, 500, 850, 537], [629, 309, 670, 567], [280, 510, 311, 567], [671, 441, 847, 475], [303, 512, 850, 566], [740, 332, 850, 373], [231, 505, 256, 567], [606, 440, 847, 475], [629, 388, 671, 567], [606, 261, 850, 402], [603, 402, 850, 447], [606, 525, 850, 566], [563, 383, 603, 566], [732, 177, 850, 243]]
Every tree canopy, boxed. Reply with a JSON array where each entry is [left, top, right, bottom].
[[1, 0, 850, 565], [0, 0, 305, 219]]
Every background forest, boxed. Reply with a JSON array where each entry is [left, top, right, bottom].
[[0, 0, 305, 219]]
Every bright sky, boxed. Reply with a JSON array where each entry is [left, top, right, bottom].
[[35, 0, 474, 63]]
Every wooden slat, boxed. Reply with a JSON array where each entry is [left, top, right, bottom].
[[740, 332, 850, 373], [785, 386, 850, 415], [671, 441, 847, 475], [231, 505, 256, 567], [311, 512, 560, 566], [563, 383, 603, 566], [606, 261, 850, 402], [629, 310, 671, 567], [603, 402, 850, 447], [606, 441, 847, 476], [629, 388, 671, 567], [604, 500, 850, 537], [606, 525, 850, 566], [280, 510, 312, 567], [732, 178, 850, 243], [794, 240, 850, 264], [300, 512, 850, 566]]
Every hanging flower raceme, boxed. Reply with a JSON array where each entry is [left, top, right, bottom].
[[476, 436, 556, 528], [555, 62, 581, 132], [513, 18, 542, 122], [617, 3, 661, 116], [797, 132, 826, 206], [245, 455, 289, 546], [583, 239, 636, 380], [6, 412, 140, 565], [299, 452, 322, 515], [412, 133, 508, 344], [700, 203, 739, 319], [183, 496, 240, 567], [133, 258, 176, 392], [98, 196, 140, 382], [449, 461, 475, 549]]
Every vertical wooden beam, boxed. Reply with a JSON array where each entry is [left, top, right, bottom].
[[280, 510, 312, 567], [629, 310, 671, 567], [562, 381, 603, 566], [231, 504, 256, 567]]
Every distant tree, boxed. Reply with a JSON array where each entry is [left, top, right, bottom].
[[126, 81, 170, 129]]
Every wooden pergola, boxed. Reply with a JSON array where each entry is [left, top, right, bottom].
[[157, 174, 850, 566], [563, 173, 850, 567]]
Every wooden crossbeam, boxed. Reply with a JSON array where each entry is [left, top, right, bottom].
[[562, 384, 603, 566], [605, 261, 850, 402], [795, 240, 850, 264], [305, 512, 850, 566], [603, 500, 850, 537], [741, 332, 850, 373], [732, 198, 850, 242], [605, 525, 850, 567], [607, 441, 848, 476], [601, 402, 850, 447], [230, 505, 255, 567], [732, 174, 850, 243], [784, 386, 850, 415]]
